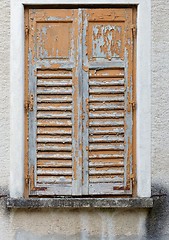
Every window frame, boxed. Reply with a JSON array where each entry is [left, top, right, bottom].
[[10, 0, 151, 198]]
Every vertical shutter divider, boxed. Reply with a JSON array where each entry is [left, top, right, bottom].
[[82, 10, 89, 195], [72, 9, 83, 195]]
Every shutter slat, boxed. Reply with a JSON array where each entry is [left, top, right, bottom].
[[37, 73, 72, 79], [89, 135, 124, 143], [89, 168, 124, 175], [37, 144, 72, 152], [89, 143, 124, 151], [37, 153, 72, 160], [89, 119, 124, 127], [89, 79, 124, 86], [37, 119, 72, 127], [89, 87, 125, 94], [37, 168, 72, 176], [89, 152, 124, 159], [37, 127, 72, 135], [89, 111, 124, 119], [37, 95, 72, 103], [37, 160, 72, 168], [37, 136, 72, 143], [37, 79, 72, 87], [37, 176, 72, 184], [37, 87, 72, 95], [89, 95, 124, 102], [90, 176, 124, 183], [89, 159, 124, 167], [37, 103, 72, 111], [37, 111, 72, 119], [89, 127, 124, 135], [90, 102, 124, 110]]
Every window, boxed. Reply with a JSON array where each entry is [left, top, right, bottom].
[[10, 0, 151, 200], [24, 7, 136, 197]]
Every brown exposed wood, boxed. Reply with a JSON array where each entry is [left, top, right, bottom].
[[132, 6, 137, 197], [24, 8, 29, 198]]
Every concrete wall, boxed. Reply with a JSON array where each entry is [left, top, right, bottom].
[[0, 0, 169, 239]]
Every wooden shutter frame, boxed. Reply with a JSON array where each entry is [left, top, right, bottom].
[[24, 6, 137, 198]]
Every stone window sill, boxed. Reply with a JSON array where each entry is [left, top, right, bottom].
[[7, 197, 153, 209]]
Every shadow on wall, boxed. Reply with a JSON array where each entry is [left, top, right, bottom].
[[146, 184, 169, 240]]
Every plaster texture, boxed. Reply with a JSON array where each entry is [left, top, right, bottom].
[[0, 0, 169, 239]]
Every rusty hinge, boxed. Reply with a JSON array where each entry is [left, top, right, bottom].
[[130, 174, 137, 185], [25, 174, 30, 185], [131, 24, 137, 38], [25, 25, 29, 37], [129, 100, 136, 110], [127, 100, 136, 112], [24, 93, 34, 112]]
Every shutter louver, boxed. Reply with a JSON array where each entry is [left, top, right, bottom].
[[36, 70, 73, 188]]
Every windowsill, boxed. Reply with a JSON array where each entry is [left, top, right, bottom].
[[7, 197, 153, 209]]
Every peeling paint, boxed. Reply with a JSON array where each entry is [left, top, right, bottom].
[[25, 8, 135, 197]]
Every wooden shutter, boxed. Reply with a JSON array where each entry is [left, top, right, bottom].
[[25, 9, 83, 196], [82, 9, 134, 195], [25, 8, 135, 197]]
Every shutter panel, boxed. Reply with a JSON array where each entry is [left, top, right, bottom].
[[27, 9, 83, 196], [25, 8, 134, 197], [82, 9, 134, 195]]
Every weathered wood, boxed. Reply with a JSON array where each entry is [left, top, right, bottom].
[[89, 127, 124, 135], [89, 95, 125, 102], [89, 120, 124, 127], [26, 7, 134, 197], [89, 135, 124, 143], [89, 79, 125, 86]]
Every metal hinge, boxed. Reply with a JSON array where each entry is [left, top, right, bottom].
[[129, 100, 136, 110], [130, 174, 137, 185], [25, 25, 29, 37], [128, 100, 136, 112], [24, 93, 34, 112], [25, 175, 30, 185], [131, 24, 137, 38]]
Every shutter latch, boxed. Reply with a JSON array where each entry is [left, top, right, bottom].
[[25, 93, 34, 112]]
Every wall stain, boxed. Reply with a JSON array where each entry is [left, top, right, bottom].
[[146, 184, 169, 240]]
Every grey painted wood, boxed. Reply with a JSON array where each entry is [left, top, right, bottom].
[[82, 10, 89, 195], [71, 9, 83, 195]]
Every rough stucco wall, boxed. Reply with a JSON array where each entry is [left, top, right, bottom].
[[0, 0, 10, 192], [149, 0, 169, 239], [0, 0, 169, 239]]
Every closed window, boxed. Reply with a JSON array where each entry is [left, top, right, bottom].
[[24, 7, 136, 197]]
